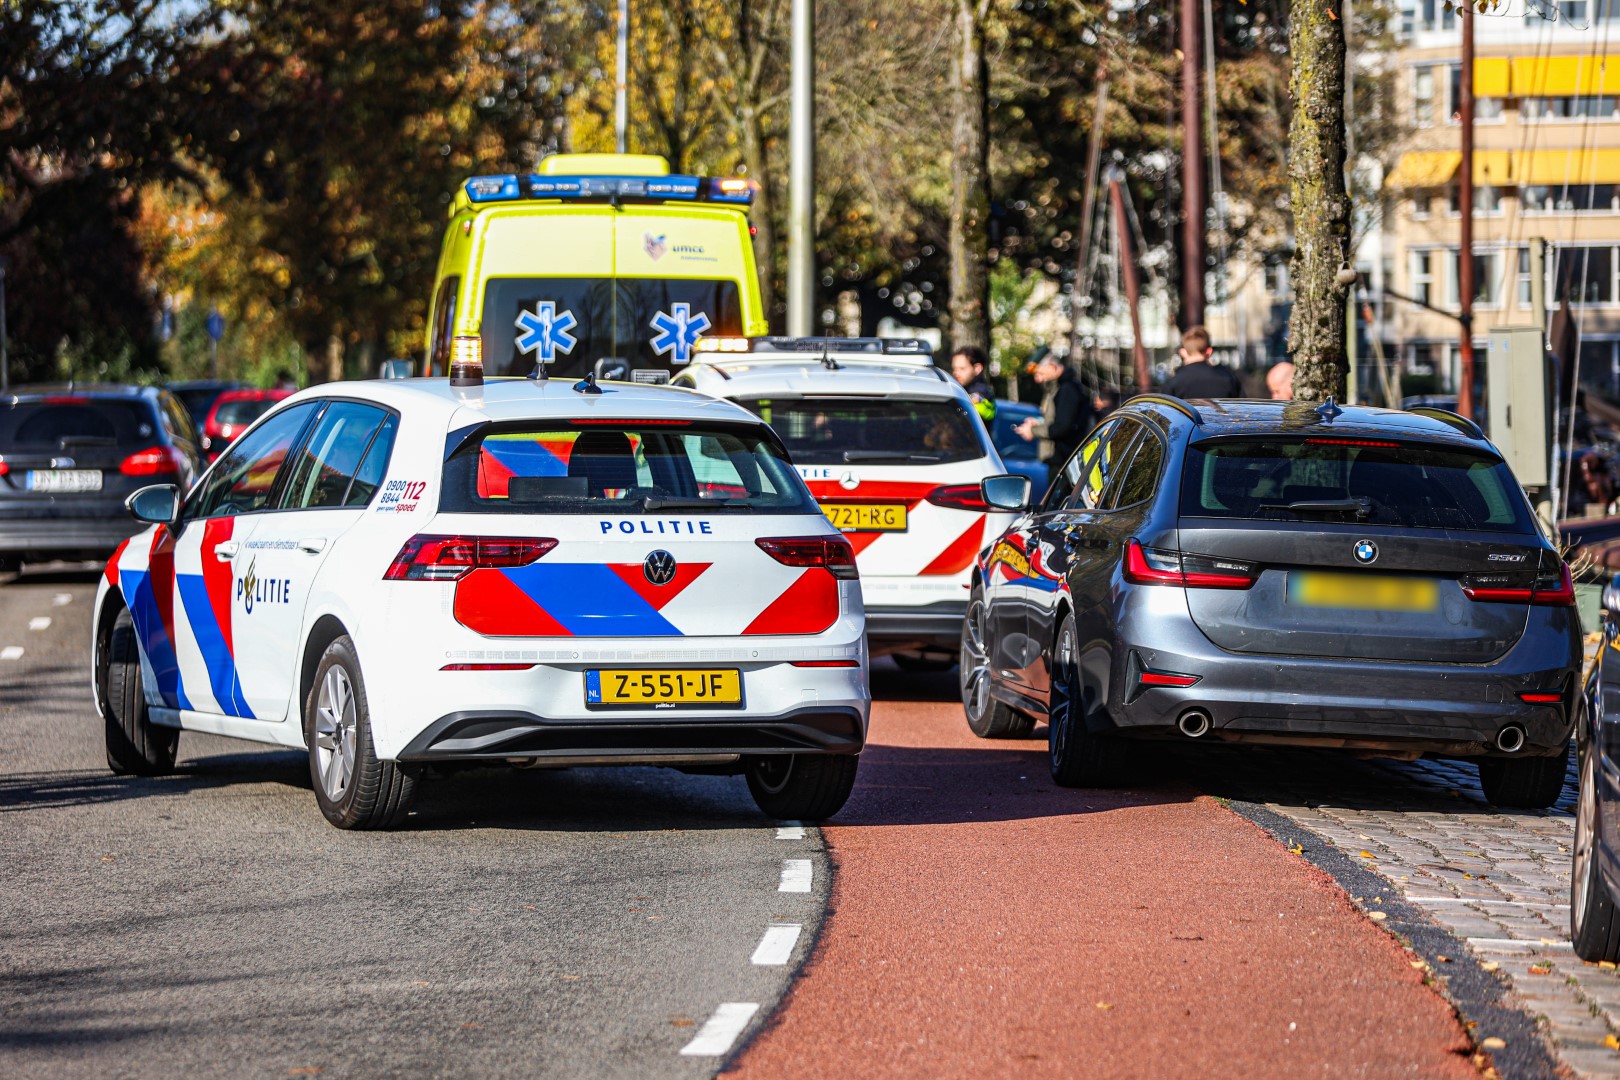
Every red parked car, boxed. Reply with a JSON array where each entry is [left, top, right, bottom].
[[201, 388, 293, 459]]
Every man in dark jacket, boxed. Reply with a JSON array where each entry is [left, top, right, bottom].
[[1160, 325, 1243, 399], [1015, 352, 1091, 467]]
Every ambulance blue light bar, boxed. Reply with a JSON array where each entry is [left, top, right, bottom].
[[463, 174, 754, 206]]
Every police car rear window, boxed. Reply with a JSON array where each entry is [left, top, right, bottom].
[[1180, 438, 1533, 534], [482, 278, 744, 377], [737, 397, 985, 466], [442, 421, 818, 515]]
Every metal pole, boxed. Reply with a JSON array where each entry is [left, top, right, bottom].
[[1179, 0, 1205, 329], [615, 0, 629, 155], [1530, 236, 1548, 333], [1458, 4, 1476, 418], [0, 261, 8, 395], [787, 0, 815, 336], [1110, 173, 1151, 395]]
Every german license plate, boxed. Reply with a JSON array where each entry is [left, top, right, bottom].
[[820, 502, 908, 532], [27, 470, 102, 493], [1288, 572, 1439, 612], [585, 668, 742, 706]]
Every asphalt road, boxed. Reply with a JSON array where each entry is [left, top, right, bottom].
[[0, 566, 826, 1079]]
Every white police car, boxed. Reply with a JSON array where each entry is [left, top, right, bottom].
[[674, 337, 1019, 668], [91, 370, 869, 828]]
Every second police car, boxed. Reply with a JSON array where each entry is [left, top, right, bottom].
[[675, 337, 1021, 668], [91, 366, 870, 829]]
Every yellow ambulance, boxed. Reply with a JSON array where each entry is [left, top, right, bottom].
[[424, 153, 767, 382]]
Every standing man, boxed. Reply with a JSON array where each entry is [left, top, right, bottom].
[[1160, 325, 1243, 399], [1015, 352, 1092, 468], [949, 345, 997, 422]]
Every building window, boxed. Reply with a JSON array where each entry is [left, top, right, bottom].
[[1518, 247, 1534, 307], [1555, 245, 1619, 305], [1527, 0, 1591, 21], [1264, 259, 1290, 298], [1448, 185, 1506, 215], [1523, 184, 1620, 213], [1446, 250, 1499, 308], [1414, 66, 1436, 127], [1412, 251, 1434, 306], [1409, 342, 1436, 376], [1524, 95, 1620, 120]]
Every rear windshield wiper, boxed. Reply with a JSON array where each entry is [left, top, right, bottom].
[[842, 450, 944, 463], [641, 496, 754, 511], [1257, 497, 1373, 520]]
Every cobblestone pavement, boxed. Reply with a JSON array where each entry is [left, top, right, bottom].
[[1184, 742, 1617, 1077]]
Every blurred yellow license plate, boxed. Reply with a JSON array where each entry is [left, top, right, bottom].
[[820, 502, 908, 532], [1288, 572, 1439, 612], [585, 668, 741, 706]]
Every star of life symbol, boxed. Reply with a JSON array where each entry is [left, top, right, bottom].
[[514, 301, 578, 364], [649, 303, 710, 365]]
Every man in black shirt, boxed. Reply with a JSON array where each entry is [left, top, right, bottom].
[[1160, 325, 1244, 399], [1015, 352, 1092, 467]]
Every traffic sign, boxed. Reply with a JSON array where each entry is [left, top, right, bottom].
[[205, 309, 225, 342]]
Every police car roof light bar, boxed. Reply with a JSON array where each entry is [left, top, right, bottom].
[[463, 174, 754, 207]]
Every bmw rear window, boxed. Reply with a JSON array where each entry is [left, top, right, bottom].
[[442, 421, 818, 515], [737, 397, 986, 465], [0, 399, 156, 451], [1180, 437, 1534, 534]]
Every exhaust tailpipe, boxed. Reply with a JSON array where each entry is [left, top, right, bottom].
[[1178, 709, 1212, 739], [1495, 725, 1527, 754]]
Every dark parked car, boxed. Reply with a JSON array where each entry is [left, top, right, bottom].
[[989, 399, 1049, 496], [1572, 577, 1620, 959], [167, 379, 242, 433], [963, 395, 1582, 808], [0, 385, 203, 570]]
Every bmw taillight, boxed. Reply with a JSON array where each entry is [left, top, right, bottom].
[[384, 535, 558, 581], [756, 535, 859, 580], [926, 483, 990, 512], [1463, 562, 1575, 606], [119, 446, 185, 477], [1123, 539, 1258, 590]]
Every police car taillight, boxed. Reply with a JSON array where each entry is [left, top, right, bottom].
[[384, 535, 558, 581], [755, 536, 859, 580], [926, 483, 990, 512]]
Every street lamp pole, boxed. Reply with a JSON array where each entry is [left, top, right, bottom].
[[1458, 4, 1476, 418], [615, 0, 629, 155], [0, 257, 10, 395], [786, 0, 815, 336]]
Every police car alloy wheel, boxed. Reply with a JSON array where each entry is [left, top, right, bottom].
[[304, 636, 417, 830]]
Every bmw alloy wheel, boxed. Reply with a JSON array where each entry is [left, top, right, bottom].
[[1577, 743, 1600, 930], [961, 598, 993, 717], [313, 665, 358, 803]]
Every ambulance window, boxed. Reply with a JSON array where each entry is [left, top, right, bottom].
[[345, 414, 399, 507], [429, 277, 458, 376], [185, 402, 319, 520], [279, 402, 392, 510]]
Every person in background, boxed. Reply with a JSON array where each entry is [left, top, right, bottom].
[[1266, 361, 1295, 401], [949, 346, 997, 422], [1092, 388, 1120, 422], [1160, 325, 1243, 399], [273, 370, 298, 392], [1015, 352, 1091, 467]]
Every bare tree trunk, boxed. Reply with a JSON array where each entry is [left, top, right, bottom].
[[947, 0, 991, 355], [1286, 0, 1350, 402]]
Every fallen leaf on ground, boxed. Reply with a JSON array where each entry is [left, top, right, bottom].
[[1481, 1036, 1507, 1051], [1480, 961, 1500, 973], [1368, 911, 1388, 921], [1529, 963, 1554, 975], [1095, 1002, 1114, 1010], [1360, 851, 1376, 859], [1604, 1034, 1619, 1051], [1602, 960, 1617, 970]]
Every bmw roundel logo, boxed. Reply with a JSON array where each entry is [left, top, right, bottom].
[[644, 549, 678, 586], [1353, 539, 1378, 565]]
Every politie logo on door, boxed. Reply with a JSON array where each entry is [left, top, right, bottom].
[[237, 557, 293, 615]]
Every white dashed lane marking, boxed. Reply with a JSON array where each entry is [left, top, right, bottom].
[[749, 924, 802, 966], [28, 617, 50, 631], [1, 646, 22, 661], [775, 823, 805, 840], [778, 859, 812, 893], [678, 1002, 759, 1057], [52, 593, 71, 606]]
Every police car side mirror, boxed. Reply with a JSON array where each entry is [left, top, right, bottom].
[[127, 484, 180, 526], [981, 474, 1032, 512]]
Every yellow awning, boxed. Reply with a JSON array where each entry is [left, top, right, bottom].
[[1473, 150, 1513, 185], [1475, 58, 1510, 97], [1513, 148, 1620, 186], [1387, 151, 1461, 189], [1510, 55, 1620, 97]]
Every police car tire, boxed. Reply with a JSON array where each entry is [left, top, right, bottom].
[[1572, 738, 1620, 961], [1478, 749, 1568, 810], [103, 606, 179, 776], [745, 754, 859, 821], [304, 636, 416, 830]]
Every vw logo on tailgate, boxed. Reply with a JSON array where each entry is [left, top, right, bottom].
[[644, 549, 678, 586]]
